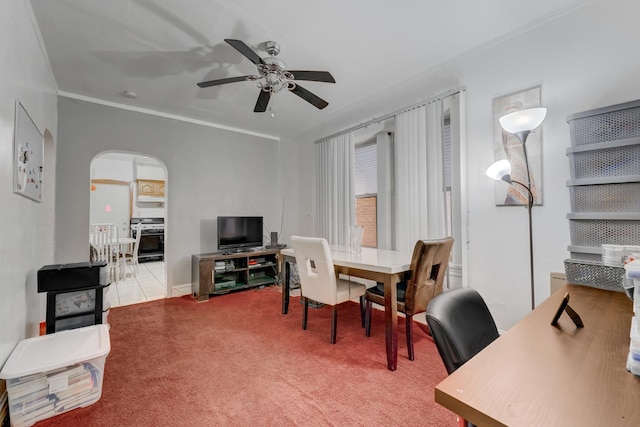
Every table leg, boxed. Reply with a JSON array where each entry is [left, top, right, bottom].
[[281, 258, 290, 314], [384, 275, 398, 371]]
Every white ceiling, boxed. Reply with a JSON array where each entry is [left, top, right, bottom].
[[30, 0, 588, 141]]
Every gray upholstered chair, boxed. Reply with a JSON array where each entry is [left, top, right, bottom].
[[291, 236, 367, 344]]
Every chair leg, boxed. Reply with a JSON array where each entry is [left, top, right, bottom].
[[406, 314, 414, 361], [302, 297, 309, 330], [359, 295, 365, 328], [330, 306, 338, 344], [364, 300, 372, 337]]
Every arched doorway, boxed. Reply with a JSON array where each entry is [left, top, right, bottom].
[[90, 151, 167, 307]]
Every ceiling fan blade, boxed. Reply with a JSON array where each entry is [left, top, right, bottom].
[[225, 39, 265, 65], [289, 84, 329, 110], [197, 75, 253, 88], [289, 70, 336, 83], [254, 90, 271, 113]]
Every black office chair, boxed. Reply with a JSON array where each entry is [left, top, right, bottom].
[[426, 288, 499, 427]]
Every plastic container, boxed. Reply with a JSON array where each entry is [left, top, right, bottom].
[[564, 259, 625, 291], [569, 183, 640, 213], [602, 244, 625, 267], [631, 317, 640, 364], [570, 219, 640, 248], [567, 143, 640, 180], [623, 277, 635, 300], [631, 316, 640, 338], [0, 325, 110, 427], [630, 323, 640, 375], [628, 352, 640, 376], [567, 99, 640, 146]]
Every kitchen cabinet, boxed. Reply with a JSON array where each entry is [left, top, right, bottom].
[[137, 179, 164, 199]]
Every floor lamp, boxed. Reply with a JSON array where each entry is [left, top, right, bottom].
[[486, 107, 547, 310]]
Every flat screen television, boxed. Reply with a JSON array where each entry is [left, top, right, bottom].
[[217, 216, 263, 252]]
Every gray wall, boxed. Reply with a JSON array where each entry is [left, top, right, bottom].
[[56, 97, 281, 291], [0, 0, 58, 365]]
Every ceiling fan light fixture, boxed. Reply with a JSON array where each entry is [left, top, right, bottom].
[[257, 59, 293, 94]]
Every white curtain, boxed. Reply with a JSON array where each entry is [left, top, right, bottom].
[[316, 132, 355, 245], [448, 91, 466, 272], [394, 100, 446, 252]]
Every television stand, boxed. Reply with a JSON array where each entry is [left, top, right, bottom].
[[191, 248, 281, 302]]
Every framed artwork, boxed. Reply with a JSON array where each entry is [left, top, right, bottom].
[[492, 86, 543, 206], [13, 100, 43, 202]]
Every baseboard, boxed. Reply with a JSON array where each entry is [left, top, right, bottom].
[[171, 283, 191, 297]]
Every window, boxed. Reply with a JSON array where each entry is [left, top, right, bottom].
[[443, 117, 452, 238], [354, 140, 377, 247], [441, 92, 465, 289]]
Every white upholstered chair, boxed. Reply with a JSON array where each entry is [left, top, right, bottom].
[[290, 236, 367, 344], [123, 224, 142, 277], [90, 223, 119, 283]]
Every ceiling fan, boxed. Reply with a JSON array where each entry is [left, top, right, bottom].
[[197, 39, 335, 113]]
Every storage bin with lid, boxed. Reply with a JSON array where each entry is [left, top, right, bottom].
[[0, 325, 110, 427]]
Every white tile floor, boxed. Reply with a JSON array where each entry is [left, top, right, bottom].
[[105, 261, 166, 308]]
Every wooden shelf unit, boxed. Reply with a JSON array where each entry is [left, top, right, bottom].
[[191, 248, 280, 301]]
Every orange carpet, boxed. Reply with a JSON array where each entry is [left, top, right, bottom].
[[37, 286, 457, 426]]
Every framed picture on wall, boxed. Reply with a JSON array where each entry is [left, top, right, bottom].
[[492, 86, 543, 206], [13, 100, 44, 202]]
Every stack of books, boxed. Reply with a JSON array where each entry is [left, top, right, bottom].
[[7, 362, 101, 426]]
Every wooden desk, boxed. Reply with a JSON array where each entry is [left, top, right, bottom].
[[434, 284, 640, 426], [280, 245, 412, 371]]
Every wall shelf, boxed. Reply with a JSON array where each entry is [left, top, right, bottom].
[[565, 99, 640, 266]]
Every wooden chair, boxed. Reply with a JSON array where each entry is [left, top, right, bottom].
[[364, 237, 454, 360], [426, 287, 500, 427], [90, 223, 119, 283], [291, 236, 367, 344]]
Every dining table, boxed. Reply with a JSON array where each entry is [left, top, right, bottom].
[[279, 245, 413, 371]]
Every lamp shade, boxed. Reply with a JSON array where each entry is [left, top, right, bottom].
[[499, 107, 547, 134], [486, 159, 512, 182]]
